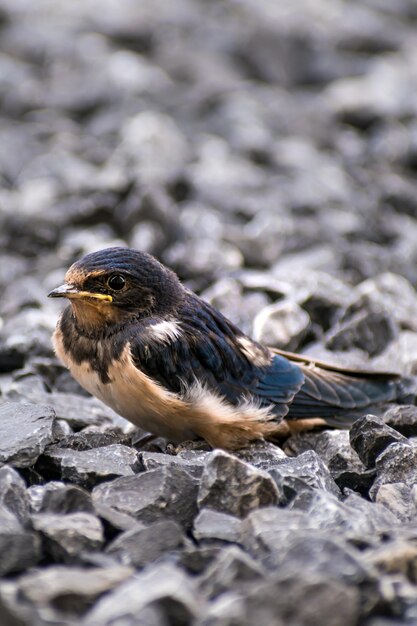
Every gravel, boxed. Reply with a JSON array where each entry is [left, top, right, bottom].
[[1, 0, 417, 624]]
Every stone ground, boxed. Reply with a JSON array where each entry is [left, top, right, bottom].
[[1, 0, 417, 624]]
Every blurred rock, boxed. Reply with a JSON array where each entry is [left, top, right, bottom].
[[0, 465, 30, 526], [193, 509, 242, 544], [0, 505, 40, 576], [253, 300, 310, 350], [383, 404, 417, 437], [16, 565, 134, 616], [326, 296, 398, 356], [84, 563, 203, 626], [375, 483, 417, 522], [29, 482, 94, 515], [199, 546, 265, 599], [107, 520, 185, 568], [32, 512, 104, 562]]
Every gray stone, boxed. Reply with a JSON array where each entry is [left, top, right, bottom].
[[0, 465, 30, 525], [384, 404, 417, 437], [138, 449, 209, 479], [241, 507, 309, 566], [107, 520, 185, 568], [242, 574, 360, 626], [84, 563, 203, 626], [179, 546, 224, 576], [253, 300, 310, 351], [31, 512, 104, 562], [0, 403, 56, 468], [356, 272, 417, 333], [93, 501, 141, 533], [193, 509, 242, 544], [198, 450, 279, 519], [5, 384, 122, 430], [234, 441, 287, 470], [325, 296, 398, 356], [17, 565, 134, 616], [92, 465, 199, 529], [349, 414, 408, 467], [199, 546, 265, 599], [0, 505, 40, 576], [375, 483, 417, 522], [37, 483, 95, 515], [291, 490, 400, 541], [269, 450, 341, 497], [285, 430, 365, 479], [43, 444, 139, 488], [371, 443, 417, 499]]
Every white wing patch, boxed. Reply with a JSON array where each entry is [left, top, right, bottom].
[[147, 320, 182, 344]]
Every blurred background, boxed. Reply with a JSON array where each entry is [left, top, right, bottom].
[[1, 0, 417, 367]]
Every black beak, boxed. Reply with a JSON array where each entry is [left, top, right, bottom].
[[48, 284, 79, 298]]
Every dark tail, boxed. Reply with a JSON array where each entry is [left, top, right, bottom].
[[272, 349, 414, 427]]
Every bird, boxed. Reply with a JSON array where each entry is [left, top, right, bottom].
[[48, 246, 403, 450]]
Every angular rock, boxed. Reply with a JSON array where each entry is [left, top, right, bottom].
[[384, 404, 417, 437], [92, 465, 199, 529], [350, 414, 408, 467], [93, 501, 141, 533], [270, 534, 375, 588], [199, 546, 265, 599], [0, 403, 56, 468], [234, 441, 287, 470], [193, 509, 242, 544], [371, 443, 417, 499], [0, 465, 30, 525], [375, 483, 417, 523], [253, 300, 310, 351], [36, 483, 94, 515], [291, 489, 400, 540], [31, 512, 104, 562], [7, 389, 121, 431], [241, 507, 309, 566], [138, 449, 209, 479], [107, 520, 185, 568], [198, 450, 279, 519], [0, 505, 40, 576], [16, 565, 134, 616], [269, 450, 341, 497], [41, 444, 139, 488], [84, 563, 203, 626], [285, 430, 365, 479]]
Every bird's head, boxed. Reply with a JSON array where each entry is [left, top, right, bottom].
[[48, 247, 184, 334]]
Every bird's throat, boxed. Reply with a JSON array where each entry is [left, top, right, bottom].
[[70, 300, 124, 334]]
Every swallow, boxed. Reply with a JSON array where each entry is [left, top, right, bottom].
[[48, 247, 402, 449]]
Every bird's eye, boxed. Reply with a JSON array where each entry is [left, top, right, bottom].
[[107, 274, 126, 290]]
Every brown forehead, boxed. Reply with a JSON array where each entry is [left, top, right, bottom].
[[65, 266, 107, 286]]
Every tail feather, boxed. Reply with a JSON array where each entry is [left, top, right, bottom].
[[271, 348, 405, 424]]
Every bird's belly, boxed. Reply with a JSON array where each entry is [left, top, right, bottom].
[[53, 330, 196, 441]]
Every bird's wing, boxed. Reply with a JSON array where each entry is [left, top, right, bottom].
[[272, 348, 399, 420], [129, 301, 305, 420]]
